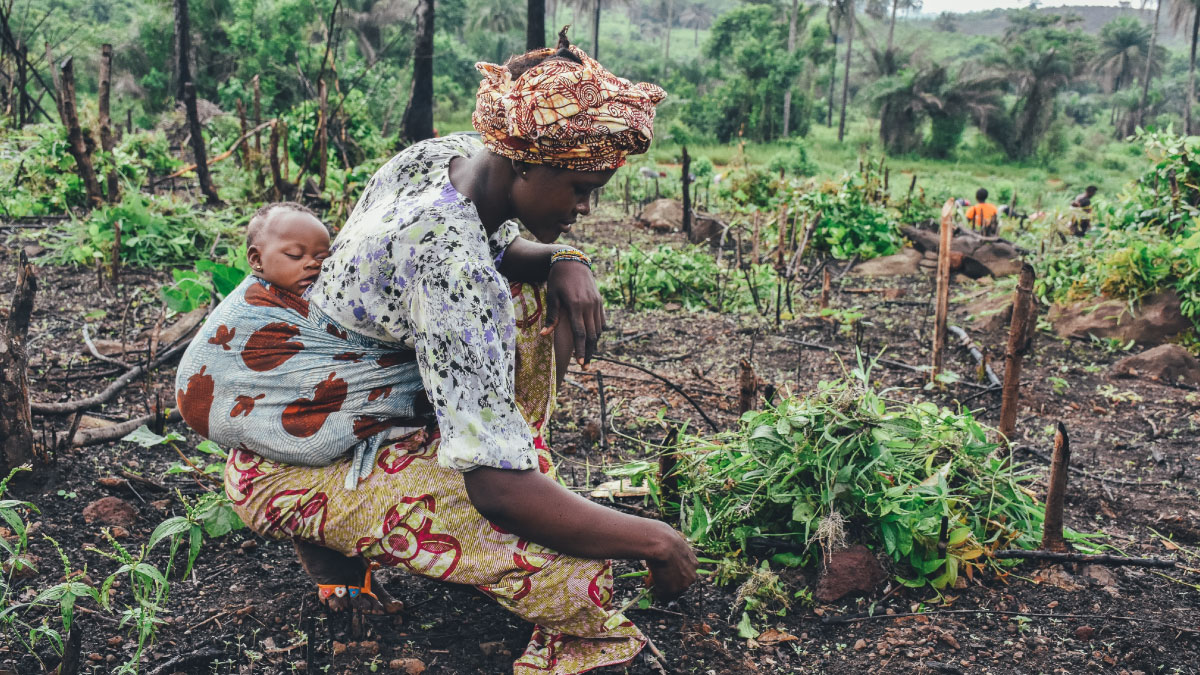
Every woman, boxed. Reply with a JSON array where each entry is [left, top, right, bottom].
[[184, 32, 697, 674]]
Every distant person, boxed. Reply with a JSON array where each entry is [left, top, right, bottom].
[[1070, 185, 1097, 236], [964, 188, 999, 236]]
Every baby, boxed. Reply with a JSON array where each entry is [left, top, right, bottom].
[[246, 202, 330, 296], [176, 202, 432, 492]]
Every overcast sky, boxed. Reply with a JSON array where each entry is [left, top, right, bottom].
[[916, 0, 1131, 16]]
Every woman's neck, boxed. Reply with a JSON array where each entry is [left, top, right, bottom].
[[449, 151, 514, 235]]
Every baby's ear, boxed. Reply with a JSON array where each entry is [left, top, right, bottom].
[[247, 245, 262, 270]]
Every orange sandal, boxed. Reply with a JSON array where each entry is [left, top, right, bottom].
[[317, 562, 380, 604]]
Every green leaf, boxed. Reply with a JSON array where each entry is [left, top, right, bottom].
[[148, 516, 191, 549], [736, 612, 758, 639], [122, 425, 184, 448]]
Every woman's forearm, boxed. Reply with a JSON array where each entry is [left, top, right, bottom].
[[463, 467, 698, 598], [497, 236, 558, 282], [463, 467, 671, 560]]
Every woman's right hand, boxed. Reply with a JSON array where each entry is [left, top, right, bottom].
[[644, 521, 700, 600]]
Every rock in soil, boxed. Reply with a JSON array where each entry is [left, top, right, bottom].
[[1049, 290, 1191, 345], [389, 658, 426, 673], [82, 496, 138, 527], [815, 544, 887, 603], [851, 249, 922, 276], [636, 199, 683, 232], [1112, 344, 1200, 386]]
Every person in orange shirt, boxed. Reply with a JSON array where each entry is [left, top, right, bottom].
[[964, 188, 999, 236]]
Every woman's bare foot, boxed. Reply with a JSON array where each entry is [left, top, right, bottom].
[[293, 540, 403, 615]]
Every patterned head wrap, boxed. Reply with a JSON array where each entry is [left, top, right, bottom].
[[472, 45, 666, 172]]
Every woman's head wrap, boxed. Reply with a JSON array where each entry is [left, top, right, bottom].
[[472, 44, 666, 172]]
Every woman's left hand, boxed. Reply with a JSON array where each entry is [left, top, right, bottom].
[[541, 260, 605, 365]]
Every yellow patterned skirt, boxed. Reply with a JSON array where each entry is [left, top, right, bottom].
[[222, 284, 645, 674]]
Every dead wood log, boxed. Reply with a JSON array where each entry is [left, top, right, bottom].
[[98, 43, 119, 203], [57, 57, 102, 207], [60, 410, 182, 448], [31, 339, 189, 416], [0, 252, 37, 473], [1041, 422, 1071, 553], [931, 200, 953, 382], [998, 263, 1036, 451]]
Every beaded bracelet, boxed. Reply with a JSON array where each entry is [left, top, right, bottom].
[[550, 247, 592, 269]]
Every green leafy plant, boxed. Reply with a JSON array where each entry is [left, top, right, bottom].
[[599, 244, 775, 314], [640, 361, 1070, 590]]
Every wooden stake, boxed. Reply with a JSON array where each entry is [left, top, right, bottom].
[[44, 41, 61, 115], [998, 263, 1036, 452], [930, 200, 954, 382], [268, 120, 283, 201], [110, 220, 121, 284], [98, 43, 119, 203], [235, 99, 250, 167], [658, 427, 681, 515], [317, 78, 328, 192], [57, 57, 103, 207], [820, 266, 831, 309], [681, 145, 691, 236], [252, 74, 262, 153], [737, 358, 757, 415], [1041, 422, 1071, 553]]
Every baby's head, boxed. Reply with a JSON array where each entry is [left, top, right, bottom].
[[246, 202, 331, 296]]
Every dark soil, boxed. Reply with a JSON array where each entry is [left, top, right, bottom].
[[1, 214, 1197, 675]]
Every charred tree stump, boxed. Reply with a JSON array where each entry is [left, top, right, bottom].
[[998, 263, 1036, 451], [252, 74, 262, 153], [527, 0, 546, 50], [235, 99, 250, 167], [738, 358, 757, 415], [1, 253, 37, 474], [98, 43, 119, 203], [182, 82, 220, 205], [681, 145, 691, 236], [317, 78, 328, 192], [930, 200, 953, 382], [658, 426, 681, 516], [398, 0, 435, 147], [268, 120, 284, 201], [1041, 422, 1071, 553], [57, 57, 103, 207]]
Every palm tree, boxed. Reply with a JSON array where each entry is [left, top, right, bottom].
[[870, 65, 1003, 156], [1169, 0, 1200, 134], [468, 0, 524, 63], [678, 3, 714, 47], [886, 0, 921, 54], [1092, 16, 1155, 93], [985, 43, 1077, 159]]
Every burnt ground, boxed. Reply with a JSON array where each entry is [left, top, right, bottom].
[[1, 213, 1198, 675]]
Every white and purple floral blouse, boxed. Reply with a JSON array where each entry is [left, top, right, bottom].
[[308, 135, 538, 473]]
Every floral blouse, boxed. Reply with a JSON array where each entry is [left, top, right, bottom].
[[308, 135, 536, 473]]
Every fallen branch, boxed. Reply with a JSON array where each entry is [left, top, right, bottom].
[[591, 356, 720, 431], [31, 339, 190, 415], [82, 324, 130, 369], [947, 324, 1001, 388], [158, 119, 274, 182], [61, 410, 182, 448], [993, 549, 1179, 569]]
